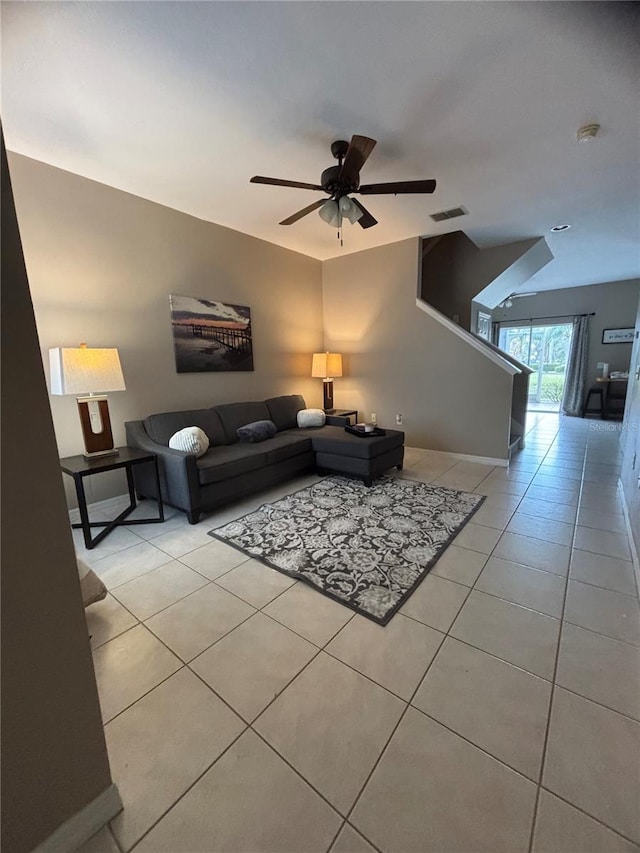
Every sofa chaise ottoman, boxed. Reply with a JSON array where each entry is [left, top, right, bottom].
[[125, 395, 404, 523]]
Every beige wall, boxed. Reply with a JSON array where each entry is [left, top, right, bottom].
[[492, 279, 640, 383], [322, 238, 513, 459], [8, 153, 323, 506], [421, 231, 547, 331], [421, 231, 479, 329], [1, 139, 113, 853]]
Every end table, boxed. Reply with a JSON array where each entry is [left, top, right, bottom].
[[327, 408, 358, 425], [60, 447, 164, 550]]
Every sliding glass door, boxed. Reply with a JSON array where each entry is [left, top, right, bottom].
[[498, 322, 573, 412]]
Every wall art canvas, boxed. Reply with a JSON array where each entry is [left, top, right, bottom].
[[169, 295, 254, 372]]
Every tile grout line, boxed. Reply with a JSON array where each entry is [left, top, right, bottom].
[[526, 418, 580, 853], [110, 544, 293, 626], [335, 431, 572, 825], [525, 418, 637, 852], [326, 821, 382, 853], [536, 785, 640, 848], [99, 597, 260, 728], [123, 609, 361, 850], [111, 631, 334, 847], [125, 722, 250, 853], [91, 417, 637, 851], [334, 530, 496, 842]]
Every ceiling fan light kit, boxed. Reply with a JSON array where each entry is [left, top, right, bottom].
[[339, 196, 364, 224], [319, 199, 340, 227], [250, 134, 437, 239]]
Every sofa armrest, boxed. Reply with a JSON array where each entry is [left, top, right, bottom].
[[124, 421, 200, 512]]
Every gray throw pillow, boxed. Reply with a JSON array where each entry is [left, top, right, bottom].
[[237, 419, 277, 443]]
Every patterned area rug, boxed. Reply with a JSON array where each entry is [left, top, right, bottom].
[[210, 475, 485, 625]]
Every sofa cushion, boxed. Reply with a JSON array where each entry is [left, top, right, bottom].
[[237, 420, 277, 443], [144, 408, 227, 446], [262, 433, 312, 465], [196, 443, 268, 486], [215, 401, 271, 443], [265, 395, 306, 431]]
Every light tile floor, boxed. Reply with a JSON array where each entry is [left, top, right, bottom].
[[77, 414, 640, 853]]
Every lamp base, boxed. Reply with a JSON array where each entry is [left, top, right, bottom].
[[83, 448, 120, 460], [323, 379, 334, 412], [77, 395, 117, 457]]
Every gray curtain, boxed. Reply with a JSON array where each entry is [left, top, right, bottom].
[[562, 315, 590, 416]]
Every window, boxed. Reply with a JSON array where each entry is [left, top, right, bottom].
[[498, 322, 573, 412]]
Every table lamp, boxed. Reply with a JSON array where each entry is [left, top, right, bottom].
[[49, 343, 126, 458], [312, 352, 343, 412]]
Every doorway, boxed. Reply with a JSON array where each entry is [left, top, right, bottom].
[[498, 322, 573, 412]]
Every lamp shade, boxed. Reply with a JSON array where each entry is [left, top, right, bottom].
[[311, 352, 343, 379], [49, 346, 126, 395]]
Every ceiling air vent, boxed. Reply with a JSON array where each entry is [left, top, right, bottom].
[[430, 206, 468, 222]]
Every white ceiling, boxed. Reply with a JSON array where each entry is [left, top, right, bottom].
[[2, 1, 639, 291]]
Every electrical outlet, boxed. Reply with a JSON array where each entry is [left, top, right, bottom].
[[396, 413, 403, 425], [371, 413, 377, 425]]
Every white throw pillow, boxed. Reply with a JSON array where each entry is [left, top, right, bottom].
[[297, 408, 326, 428], [168, 426, 210, 457]]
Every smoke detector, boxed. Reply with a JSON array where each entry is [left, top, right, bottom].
[[550, 224, 571, 232], [577, 124, 600, 143]]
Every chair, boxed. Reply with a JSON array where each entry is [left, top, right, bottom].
[[605, 380, 628, 420], [582, 386, 604, 418]]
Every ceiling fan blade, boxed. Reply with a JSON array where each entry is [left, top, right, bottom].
[[358, 179, 437, 195], [251, 176, 324, 191], [352, 198, 378, 229], [339, 135, 377, 186], [279, 199, 327, 226]]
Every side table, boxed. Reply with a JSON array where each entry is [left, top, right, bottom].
[[327, 408, 358, 425], [60, 447, 164, 550]]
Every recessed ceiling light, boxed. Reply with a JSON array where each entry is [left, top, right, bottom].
[[550, 224, 571, 232], [577, 123, 600, 143]]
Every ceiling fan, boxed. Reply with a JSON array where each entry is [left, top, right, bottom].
[[250, 135, 436, 230]]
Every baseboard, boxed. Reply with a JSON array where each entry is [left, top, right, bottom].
[[93, 493, 131, 511], [69, 492, 130, 520], [31, 784, 122, 853], [405, 446, 509, 468], [618, 482, 640, 597]]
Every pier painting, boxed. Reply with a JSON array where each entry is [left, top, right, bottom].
[[169, 295, 254, 373]]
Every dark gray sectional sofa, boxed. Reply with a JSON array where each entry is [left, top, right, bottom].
[[125, 394, 404, 523]]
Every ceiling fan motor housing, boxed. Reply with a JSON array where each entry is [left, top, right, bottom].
[[321, 164, 359, 197], [321, 139, 361, 197]]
